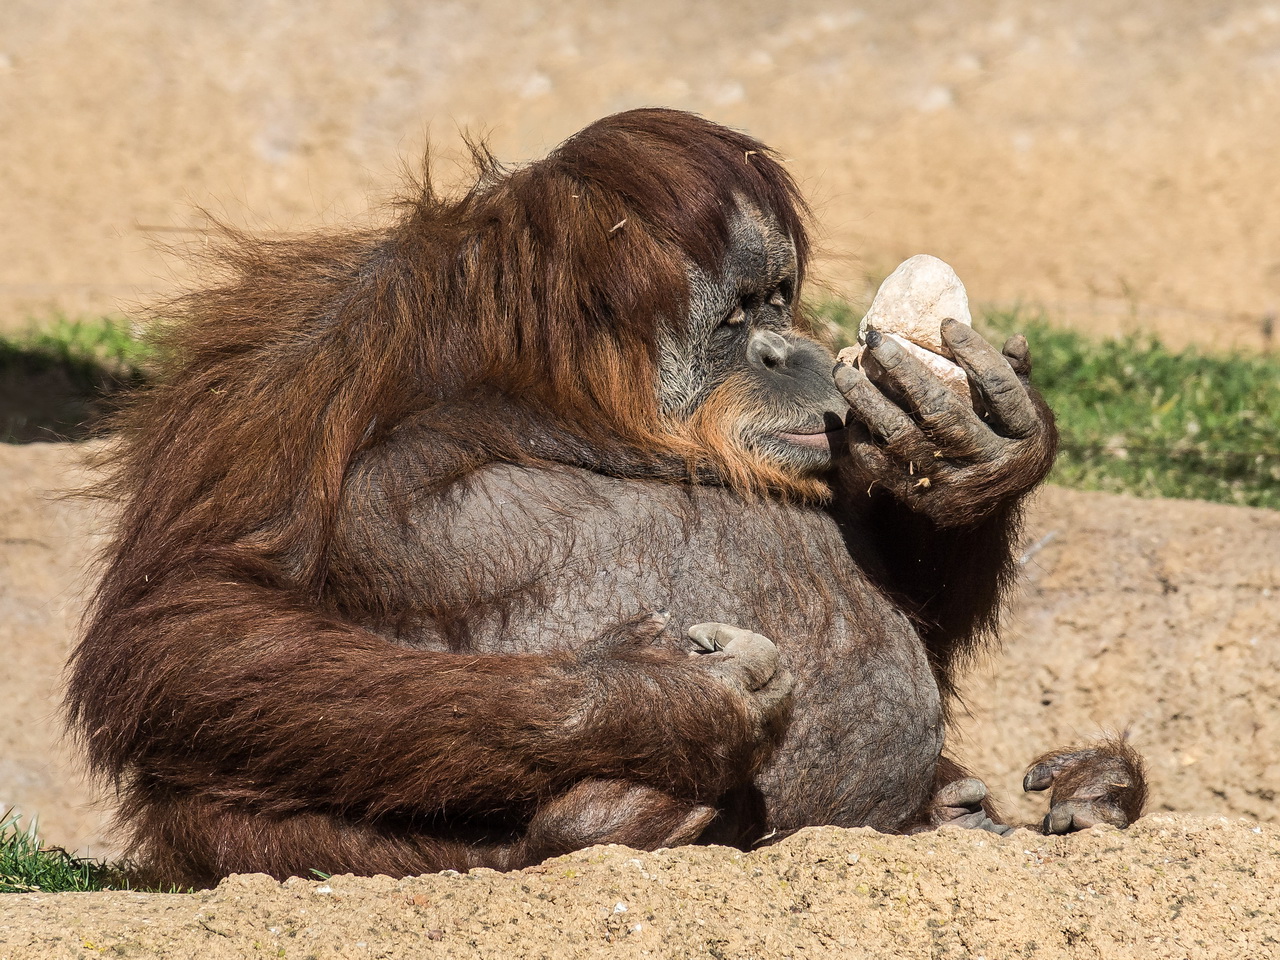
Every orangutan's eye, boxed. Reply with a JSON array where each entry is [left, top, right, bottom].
[[720, 302, 747, 328]]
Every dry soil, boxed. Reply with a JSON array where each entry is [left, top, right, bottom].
[[3, 1, 1280, 956], [1, 817, 1278, 959]]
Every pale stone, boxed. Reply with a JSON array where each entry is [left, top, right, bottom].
[[841, 254, 974, 398], [838, 336, 971, 397], [857, 254, 972, 356]]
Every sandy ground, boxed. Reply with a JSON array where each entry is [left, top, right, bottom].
[[0, 443, 111, 857], [1, 440, 1278, 955], [0, 817, 1277, 959], [2, 0, 1280, 350]]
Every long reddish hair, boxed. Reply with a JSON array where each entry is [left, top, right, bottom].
[[87, 108, 814, 648]]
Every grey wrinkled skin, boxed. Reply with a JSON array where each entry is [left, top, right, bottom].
[[335, 463, 945, 837], [914, 778, 1014, 836], [658, 204, 850, 474]]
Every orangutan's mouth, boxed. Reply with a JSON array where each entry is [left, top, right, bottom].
[[777, 427, 847, 450]]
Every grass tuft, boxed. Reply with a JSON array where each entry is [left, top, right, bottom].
[[0, 809, 130, 893], [0, 316, 153, 442], [985, 312, 1280, 509], [0, 315, 154, 379]]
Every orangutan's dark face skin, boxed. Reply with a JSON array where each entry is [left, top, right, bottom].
[[658, 206, 849, 473]]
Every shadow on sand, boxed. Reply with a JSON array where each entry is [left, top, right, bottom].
[[0, 346, 142, 442]]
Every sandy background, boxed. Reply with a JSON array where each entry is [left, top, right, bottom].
[[3, 0, 1280, 955], [3, 0, 1280, 349]]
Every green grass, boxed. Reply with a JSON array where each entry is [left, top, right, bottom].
[[0, 316, 153, 442], [0, 809, 130, 893], [0, 315, 153, 380], [989, 313, 1280, 509]]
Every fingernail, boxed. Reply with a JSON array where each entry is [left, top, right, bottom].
[[833, 363, 861, 392], [864, 328, 882, 348]]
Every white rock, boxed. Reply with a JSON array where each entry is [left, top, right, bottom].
[[842, 254, 973, 398], [837, 336, 971, 397], [858, 254, 972, 357]]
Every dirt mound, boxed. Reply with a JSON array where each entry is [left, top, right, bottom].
[[955, 485, 1280, 827], [1, 816, 1276, 958]]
